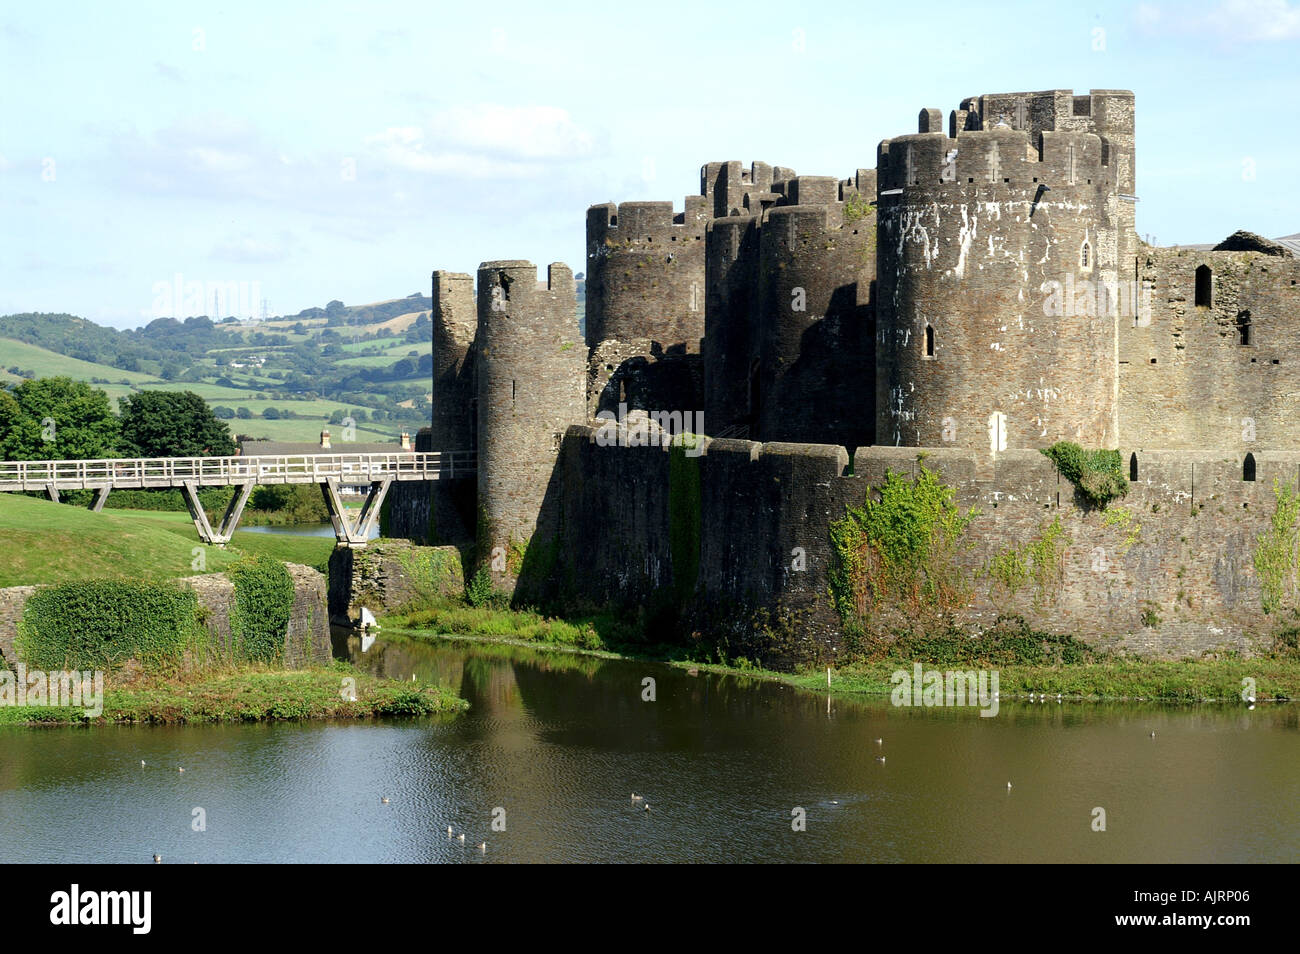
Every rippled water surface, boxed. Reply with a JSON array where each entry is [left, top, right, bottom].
[[1, 636, 1297, 863]]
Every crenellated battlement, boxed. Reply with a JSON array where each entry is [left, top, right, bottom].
[[587, 198, 710, 250], [878, 127, 1112, 195]]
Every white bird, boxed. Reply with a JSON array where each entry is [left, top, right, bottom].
[[1007, 782, 1013, 790], [1029, 693, 1035, 701], [457, 833, 465, 842], [644, 803, 651, 812], [479, 842, 487, 853], [875, 738, 883, 745], [177, 767, 184, 773], [631, 793, 642, 802], [447, 825, 453, 836], [381, 796, 389, 804], [875, 756, 886, 763], [1149, 731, 1156, 738], [152, 854, 161, 864], [140, 760, 145, 767]]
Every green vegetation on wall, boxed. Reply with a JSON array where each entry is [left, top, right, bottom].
[[17, 580, 200, 671], [668, 436, 702, 605], [1254, 481, 1300, 615], [982, 516, 1068, 606], [1041, 441, 1128, 508], [228, 556, 295, 663], [828, 462, 978, 628]]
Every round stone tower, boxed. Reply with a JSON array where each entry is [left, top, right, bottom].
[[585, 199, 710, 353], [875, 90, 1134, 452], [475, 261, 586, 586], [753, 174, 876, 448]]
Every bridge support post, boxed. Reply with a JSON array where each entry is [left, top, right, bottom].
[[90, 484, 112, 512], [44, 483, 59, 503], [320, 477, 391, 547], [183, 479, 254, 546]]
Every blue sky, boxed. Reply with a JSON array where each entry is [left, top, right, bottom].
[[1, 0, 1298, 329]]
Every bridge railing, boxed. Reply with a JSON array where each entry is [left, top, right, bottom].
[[0, 451, 478, 491]]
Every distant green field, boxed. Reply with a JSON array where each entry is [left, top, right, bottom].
[[229, 417, 399, 443], [336, 338, 416, 355], [335, 353, 420, 368], [0, 337, 160, 384]]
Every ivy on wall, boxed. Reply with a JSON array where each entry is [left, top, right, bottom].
[[1255, 481, 1300, 615], [668, 435, 702, 606], [17, 580, 200, 672], [228, 556, 295, 663], [828, 462, 978, 629]]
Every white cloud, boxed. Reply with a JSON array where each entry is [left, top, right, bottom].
[[1207, 0, 1300, 39], [365, 104, 596, 179], [1137, 0, 1300, 41]]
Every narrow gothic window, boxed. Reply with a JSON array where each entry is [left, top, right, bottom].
[[1244, 452, 1256, 482], [1237, 311, 1251, 346], [1195, 265, 1212, 307], [1080, 242, 1090, 268], [925, 324, 935, 357], [1129, 453, 1138, 482]]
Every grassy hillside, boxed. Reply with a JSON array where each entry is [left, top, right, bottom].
[[1, 300, 434, 445], [0, 493, 333, 586]]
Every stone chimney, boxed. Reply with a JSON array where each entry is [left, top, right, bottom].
[[400, 432, 412, 451], [320, 429, 331, 450]]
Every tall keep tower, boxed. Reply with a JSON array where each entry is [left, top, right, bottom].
[[475, 261, 586, 587], [875, 89, 1135, 451]]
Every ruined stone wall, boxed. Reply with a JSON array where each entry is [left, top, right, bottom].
[[0, 565, 331, 671], [428, 269, 478, 543], [548, 429, 1293, 662], [328, 540, 464, 624], [1120, 248, 1300, 449]]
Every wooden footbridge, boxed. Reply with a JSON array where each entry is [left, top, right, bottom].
[[0, 452, 475, 546]]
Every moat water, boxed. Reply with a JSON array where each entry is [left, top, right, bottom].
[[1, 636, 1297, 863]]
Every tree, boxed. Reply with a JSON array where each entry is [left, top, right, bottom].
[[118, 390, 236, 457], [262, 407, 280, 420], [236, 407, 252, 419], [0, 377, 119, 460], [212, 406, 236, 420]]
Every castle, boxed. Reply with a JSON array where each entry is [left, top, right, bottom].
[[383, 89, 1300, 663]]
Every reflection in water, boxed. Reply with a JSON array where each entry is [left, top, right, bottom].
[[1, 634, 1297, 863]]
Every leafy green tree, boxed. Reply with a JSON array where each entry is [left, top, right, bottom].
[[118, 390, 235, 457], [0, 377, 119, 460], [236, 407, 252, 419]]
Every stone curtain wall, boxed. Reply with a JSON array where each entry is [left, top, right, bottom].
[[551, 428, 1295, 660], [1120, 249, 1300, 449]]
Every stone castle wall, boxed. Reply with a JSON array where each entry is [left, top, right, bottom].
[[542, 427, 1293, 661]]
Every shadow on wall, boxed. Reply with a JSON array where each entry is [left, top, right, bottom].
[[757, 281, 874, 447]]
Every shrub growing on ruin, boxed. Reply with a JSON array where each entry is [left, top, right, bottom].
[[1040, 441, 1128, 508]]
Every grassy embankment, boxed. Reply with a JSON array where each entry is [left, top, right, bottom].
[[0, 662, 464, 726], [0, 491, 333, 585], [382, 600, 1300, 704], [0, 494, 462, 724]]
